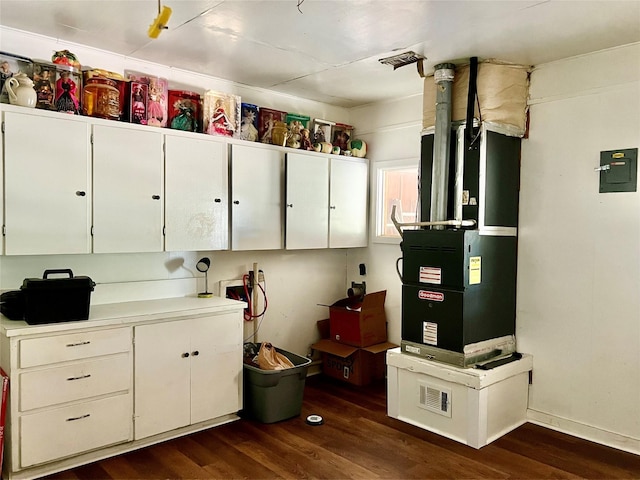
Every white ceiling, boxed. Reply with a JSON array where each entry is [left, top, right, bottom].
[[1, 0, 639, 108]]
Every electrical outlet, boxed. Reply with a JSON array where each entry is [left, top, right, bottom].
[[218, 279, 243, 297], [250, 270, 265, 283]]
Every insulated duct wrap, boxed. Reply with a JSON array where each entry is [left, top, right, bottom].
[[423, 60, 531, 137]]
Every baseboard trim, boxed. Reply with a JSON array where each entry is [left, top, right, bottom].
[[527, 409, 639, 455]]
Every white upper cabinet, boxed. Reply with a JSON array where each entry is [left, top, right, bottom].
[[164, 134, 229, 251], [1, 105, 368, 255], [3, 110, 91, 255], [230, 144, 283, 251], [92, 124, 164, 253], [329, 157, 368, 248], [285, 152, 330, 249]]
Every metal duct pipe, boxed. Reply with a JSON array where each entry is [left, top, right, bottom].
[[430, 63, 455, 227]]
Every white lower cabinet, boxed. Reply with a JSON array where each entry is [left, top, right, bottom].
[[6, 326, 133, 473], [0, 297, 244, 480], [134, 313, 242, 439], [20, 394, 132, 468]]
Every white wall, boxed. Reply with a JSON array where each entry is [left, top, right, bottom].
[[518, 43, 640, 454], [0, 26, 354, 357], [347, 94, 424, 346]]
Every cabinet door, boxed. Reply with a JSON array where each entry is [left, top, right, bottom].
[[134, 321, 191, 439], [165, 134, 229, 251], [190, 313, 242, 423], [231, 144, 283, 250], [329, 157, 369, 248], [93, 125, 164, 253], [285, 152, 329, 249], [3, 111, 91, 254]]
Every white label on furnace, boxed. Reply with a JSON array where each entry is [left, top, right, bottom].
[[419, 266, 441, 284], [405, 344, 420, 354], [469, 256, 481, 285], [423, 322, 438, 345]]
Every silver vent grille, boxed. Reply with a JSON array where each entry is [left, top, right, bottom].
[[418, 382, 452, 417]]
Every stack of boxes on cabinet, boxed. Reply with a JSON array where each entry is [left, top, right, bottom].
[[312, 291, 397, 386], [0, 49, 368, 157]]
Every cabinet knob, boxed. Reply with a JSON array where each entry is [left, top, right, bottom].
[[152, 195, 161, 200], [192, 350, 200, 356], [181, 352, 190, 358], [214, 198, 222, 203], [75, 191, 86, 197], [329, 205, 336, 210], [286, 203, 294, 208], [233, 200, 240, 205]]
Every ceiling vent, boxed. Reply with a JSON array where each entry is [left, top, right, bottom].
[[418, 381, 452, 417], [378, 51, 425, 77]]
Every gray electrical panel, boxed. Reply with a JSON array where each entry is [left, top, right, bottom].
[[599, 148, 638, 193]]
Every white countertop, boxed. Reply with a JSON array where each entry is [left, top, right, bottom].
[[1, 295, 246, 337]]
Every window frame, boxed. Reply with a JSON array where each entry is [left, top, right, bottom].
[[371, 157, 420, 245]]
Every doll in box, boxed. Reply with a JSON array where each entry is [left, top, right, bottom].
[[209, 98, 234, 136], [300, 128, 313, 150], [55, 70, 79, 114], [148, 78, 166, 126]]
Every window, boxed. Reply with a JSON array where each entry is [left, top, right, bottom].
[[373, 158, 419, 243]]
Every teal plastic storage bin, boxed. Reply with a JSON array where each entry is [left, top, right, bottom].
[[243, 345, 311, 423]]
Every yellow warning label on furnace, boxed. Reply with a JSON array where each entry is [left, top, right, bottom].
[[469, 256, 481, 285]]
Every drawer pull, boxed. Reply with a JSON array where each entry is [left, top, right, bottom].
[[66, 413, 90, 422], [67, 374, 91, 381], [66, 341, 91, 347], [192, 350, 199, 356], [181, 352, 190, 358]]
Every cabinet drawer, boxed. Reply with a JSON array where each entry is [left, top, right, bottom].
[[19, 353, 131, 411], [20, 393, 132, 468], [19, 327, 131, 368]]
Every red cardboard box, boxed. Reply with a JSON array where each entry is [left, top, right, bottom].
[[312, 339, 397, 386], [329, 290, 387, 347]]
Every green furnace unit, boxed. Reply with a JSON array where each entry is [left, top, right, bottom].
[[400, 123, 521, 367]]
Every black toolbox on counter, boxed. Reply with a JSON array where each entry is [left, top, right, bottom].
[[1, 269, 96, 325]]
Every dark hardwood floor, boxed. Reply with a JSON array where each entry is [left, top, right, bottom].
[[46, 374, 640, 479]]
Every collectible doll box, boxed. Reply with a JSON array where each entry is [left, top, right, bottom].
[[203, 90, 241, 138], [125, 70, 169, 127], [259, 107, 287, 144], [168, 89, 201, 132]]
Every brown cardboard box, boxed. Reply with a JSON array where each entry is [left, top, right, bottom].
[[311, 339, 397, 386], [328, 290, 387, 347]]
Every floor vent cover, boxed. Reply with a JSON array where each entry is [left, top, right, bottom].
[[418, 382, 452, 417]]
